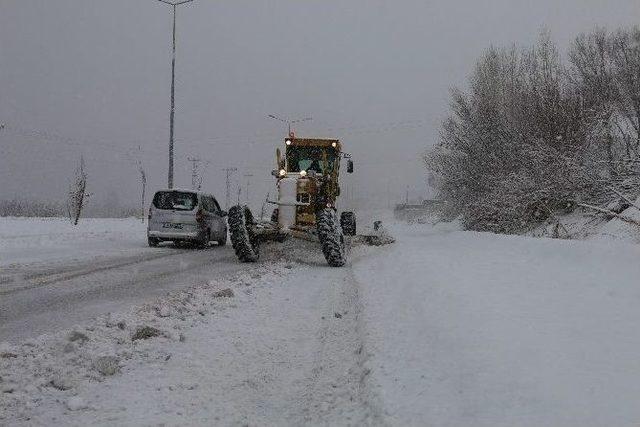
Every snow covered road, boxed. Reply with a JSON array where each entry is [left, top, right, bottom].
[[1, 236, 385, 426], [3, 217, 640, 426], [0, 218, 246, 342]]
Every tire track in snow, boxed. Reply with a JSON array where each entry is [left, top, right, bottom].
[[293, 254, 386, 426], [0, 246, 242, 342], [1, 250, 183, 295]]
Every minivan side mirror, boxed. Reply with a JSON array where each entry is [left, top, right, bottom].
[[347, 160, 354, 173]]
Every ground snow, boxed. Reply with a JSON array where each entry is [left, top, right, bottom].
[[1, 263, 292, 425], [0, 217, 148, 268], [355, 222, 640, 427], [3, 215, 640, 426], [1, 239, 383, 426]]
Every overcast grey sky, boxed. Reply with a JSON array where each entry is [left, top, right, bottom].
[[1, 0, 638, 210]]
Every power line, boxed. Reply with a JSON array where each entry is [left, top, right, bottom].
[[267, 114, 312, 136]]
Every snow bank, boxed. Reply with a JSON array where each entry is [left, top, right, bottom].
[[0, 263, 288, 425], [590, 197, 640, 243], [529, 198, 640, 244]]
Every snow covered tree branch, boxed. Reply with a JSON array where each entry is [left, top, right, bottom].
[[425, 26, 640, 234]]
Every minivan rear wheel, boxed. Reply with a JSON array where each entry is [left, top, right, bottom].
[[148, 236, 160, 247], [198, 230, 211, 248], [218, 230, 227, 246]]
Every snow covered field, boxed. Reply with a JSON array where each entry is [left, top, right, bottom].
[[0, 217, 149, 268], [2, 216, 640, 426]]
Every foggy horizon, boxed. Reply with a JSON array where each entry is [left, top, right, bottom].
[[2, 0, 639, 211]]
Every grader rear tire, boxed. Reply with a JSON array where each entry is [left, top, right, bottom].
[[228, 205, 260, 262], [340, 211, 356, 236], [317, 208, 346, 267]]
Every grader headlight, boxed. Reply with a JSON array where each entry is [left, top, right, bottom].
[[279, 169, 287, 177], [300, 170, 307, 177]]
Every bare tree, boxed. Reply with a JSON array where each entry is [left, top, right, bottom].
[[426, 27, 640, 234], [67, 155, 89, 225], [127, 146, 148, 223], [138, 163, 147, 223], [136, 153, 147, 223], [569, 26, 640, 209]]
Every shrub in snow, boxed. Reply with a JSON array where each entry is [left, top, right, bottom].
[[131, 326, 162, 341], [68, 331, 89, 343], [213, 288, 234, 298], [0, 198, 64, 217], [155, 305, 172, 318], [49, 375, 74, 391], [93, 356, 120, 376]]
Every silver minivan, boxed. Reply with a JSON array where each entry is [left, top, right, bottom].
[[147, 189, 228, 247]]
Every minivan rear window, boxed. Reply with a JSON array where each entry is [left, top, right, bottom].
[[152, 191, 198, 211]]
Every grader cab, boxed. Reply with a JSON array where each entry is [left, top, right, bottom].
[[228, 135, 356, 267]]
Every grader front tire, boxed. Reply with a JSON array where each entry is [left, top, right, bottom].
[[317, 208, 346, 267]]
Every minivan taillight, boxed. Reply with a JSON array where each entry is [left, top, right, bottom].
[[196, 208, 205, 223]]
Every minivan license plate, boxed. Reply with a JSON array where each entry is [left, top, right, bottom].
[[162, 223, 183, 229]]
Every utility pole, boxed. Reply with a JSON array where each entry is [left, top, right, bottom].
[[135, 145, 147, 223], [187, 156, 201, 190], [154, 0, 194, 189], [243, 173, 254, 205], [222, 167, 237, 209]]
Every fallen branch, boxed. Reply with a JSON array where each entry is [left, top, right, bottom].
[[540, 202, 570, 238], [577, 203, 640, 227], [607, 186, 640, 211]]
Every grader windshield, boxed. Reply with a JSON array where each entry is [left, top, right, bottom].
[[285, 139, 340, 175]]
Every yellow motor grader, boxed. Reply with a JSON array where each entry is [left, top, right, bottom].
[[228, 135, 357, 267]]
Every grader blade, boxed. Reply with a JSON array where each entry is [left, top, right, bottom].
[[357, 221, 395, 246]]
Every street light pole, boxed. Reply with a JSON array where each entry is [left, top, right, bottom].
[[268, 115, 312, 137], [155, 0, 194, 189], [169, 3, 176, 189]]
